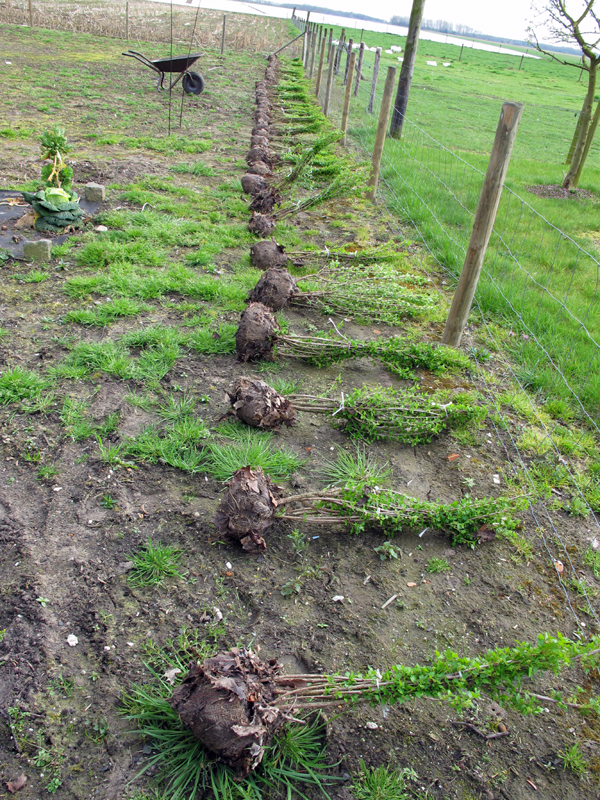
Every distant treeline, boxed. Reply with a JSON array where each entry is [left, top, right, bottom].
[[389, 15, 580, 56], [390, 16, 480, 36], [257, 0, 386, 24]]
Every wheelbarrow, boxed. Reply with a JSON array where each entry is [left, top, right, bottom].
[[122, 50, 205, 94]]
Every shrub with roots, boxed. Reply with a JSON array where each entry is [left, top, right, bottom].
[[248, 212, 276, 237], [169, 647, 283, 776], [248, 268, 297, 311], [236, 302, 277, 361], [247, 147, 271, 167], [213, 465, 281, 551], [250, 240, 287, 270], [227, 376, 297, 430]]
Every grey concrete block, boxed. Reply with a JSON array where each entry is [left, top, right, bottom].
[[23, 239, 52, 262], [85, 182, 106, 202]]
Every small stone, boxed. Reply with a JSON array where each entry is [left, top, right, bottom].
[[332, 595, 344, 602], [94, 225, 108, 232], [85, 182, 106, 202], [67, 634, 78, 647], [23, 239, 51, 262], [492, 474, 501, 484], [365, 721, 378, 729]]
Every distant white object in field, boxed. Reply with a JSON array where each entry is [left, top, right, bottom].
[[427, 60, 438, 66], [390, 45, 402, 52], [443, 62, 451, 66], [385, 49, 393, 54], [370, 46, 378, 52], [398, 57, 404, 62]]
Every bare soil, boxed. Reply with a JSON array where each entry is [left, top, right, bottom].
[[0, 20, 599, 800]]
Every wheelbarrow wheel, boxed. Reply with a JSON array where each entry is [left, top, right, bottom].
[[182, 72, 205, 95]]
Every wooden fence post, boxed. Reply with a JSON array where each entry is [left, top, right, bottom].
[[221, 15, 226, 54], [367, 66, 397, 200], [315, 30, 326, 96], [441, 101, 524, 347], [354, 41, 365, 97], [518, 53, 524, 70], [323, 43, 335, 116], [28, 0, 33, 27], [344, 39, 353, 85], [125, 1, 129, 40], [459, 43, 464, 61], [341, 52, 356, 145], [309, 29, 317, 77], [327, 28, 333, 62], [335, 28, 345, 74], [368, 47, 382, 113]]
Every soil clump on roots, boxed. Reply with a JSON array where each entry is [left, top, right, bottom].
[[169, 648, 282, 775], [248, 268, 297, 310], [235, 302, 277, 362], [213, 466, 281, 551], [249, 240, 287, 270], [227, 376, 297, 429], [248, 212, 276, 236]]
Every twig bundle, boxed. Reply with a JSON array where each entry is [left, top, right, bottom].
[[280, 484, 526, 547], [290, 262, 437, 323], [289, 385, 483, 445]]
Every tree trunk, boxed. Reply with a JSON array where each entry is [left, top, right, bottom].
[[574, 92, 600, 186], [563, 61, 597, 189], [565, 112, 584, 164], [389, 0, 426, 139]]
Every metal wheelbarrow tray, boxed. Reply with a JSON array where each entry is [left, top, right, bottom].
[[123, 50, 205, 94]]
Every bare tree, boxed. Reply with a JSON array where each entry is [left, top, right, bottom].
[[529, 0, 600, 189]]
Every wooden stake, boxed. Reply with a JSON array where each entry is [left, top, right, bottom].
[[344, 38, 353, 85], [335, 28, 345, 74], [368, 47, 382, 113], [315, 30, 326, 96], [390, 0, 426, 138], [327, 27, 333, 62], [354, 41, 365, 97], [367, 66, 397, 200], [28, 0, 33, 27], [518, 53, 524, 70], [341, 52, 356, 145], [309, 29, 317, 77], [126, 1, 129, 40], [459, 43, 463, 61], [323, 43, 335, 116], [442, 102, 523, 347], [221, 15, 226, 54]]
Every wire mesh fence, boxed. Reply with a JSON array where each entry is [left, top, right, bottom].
[[292, 18, 600, 634]]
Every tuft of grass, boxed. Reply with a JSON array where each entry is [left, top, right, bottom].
[[205, 430, 303, 481], [584, 547, 600, 577], [169, 161, 214, 177], [265, 374, 304, 395], [426, 557, 451, 573], [320, 447, 391, 488], [37, 464, 59, 481], [352, 761, 417, 800], [157, 394, 197, 421], [0, 367, 51, 406], [127, 540, 185, 588], [187, 324, 237, 355], [65, 298, 149, 326], [558, 742, 587, 776]]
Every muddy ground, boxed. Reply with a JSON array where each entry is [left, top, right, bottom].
[[0, 20, 600, 800]]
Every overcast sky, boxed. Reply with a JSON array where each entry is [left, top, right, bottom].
[[316, 0, 534, 40]]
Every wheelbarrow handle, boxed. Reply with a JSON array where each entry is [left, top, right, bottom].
[[122, 50, 162, 75]]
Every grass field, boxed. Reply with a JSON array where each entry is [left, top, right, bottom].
[[312, 23, 600, 419]]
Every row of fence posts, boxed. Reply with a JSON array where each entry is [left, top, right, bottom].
[[291, 12, 524, 348]]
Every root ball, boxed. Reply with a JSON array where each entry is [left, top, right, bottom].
[[248, 213, 276, 237], [249, 240, 287, 270], [235, 302, 277, 362], [213, 465, 281, 550], [241, 174, 267, 195], [248, 268, 297, 311], [170, 648, 282, 775], [228, 376, 297, 430], [247, 162, 272, 177]]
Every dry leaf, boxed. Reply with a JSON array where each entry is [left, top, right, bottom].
[[373, 329, 381, 335], [6, 774, 27, 793], [406, 582, 417, 587], [448, 453, 460, 462], [554, 560, 564, 573]]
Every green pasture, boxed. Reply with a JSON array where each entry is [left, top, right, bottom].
[[313, 24, 600, 417]]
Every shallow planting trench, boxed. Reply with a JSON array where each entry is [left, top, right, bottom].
[[0, 22, 599, 800]]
